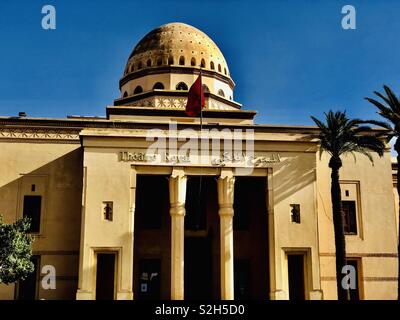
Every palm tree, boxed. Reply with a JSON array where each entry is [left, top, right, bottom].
[[311, 111, 385, 300], [365, 85, 400, 299]]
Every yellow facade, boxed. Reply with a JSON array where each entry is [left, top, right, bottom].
[[0, 22, 398, 300]]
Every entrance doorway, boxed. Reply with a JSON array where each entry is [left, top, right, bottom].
[[95, 253, 116, 300], [287, 254, 306, 300], [184, 176, 219, 299], [233, 177, 269, 299], [133, 174, 170, 299], [184, 235, 212, 299]]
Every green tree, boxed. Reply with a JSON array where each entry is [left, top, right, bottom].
[[311, 111, 385, 300], [0, 215, 34, 284], [365, 85, 400, 299]]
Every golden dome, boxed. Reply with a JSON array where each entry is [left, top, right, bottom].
[[124, 22, 231, 78]]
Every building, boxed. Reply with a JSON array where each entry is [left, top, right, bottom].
[[0, 22, 398, 300]]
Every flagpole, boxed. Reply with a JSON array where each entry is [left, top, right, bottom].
[[200, 67, 203, 131], [197, 67, 203, 231]]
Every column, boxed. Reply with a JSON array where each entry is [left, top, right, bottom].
[[169, 168, 187, 300], [218, 169, 235, 300]]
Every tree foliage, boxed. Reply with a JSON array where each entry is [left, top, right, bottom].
[[0, 215, 34, 284]]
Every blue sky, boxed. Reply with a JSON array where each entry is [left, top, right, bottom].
[[0, 0, 399, 125]]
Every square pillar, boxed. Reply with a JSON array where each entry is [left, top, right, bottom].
[[169, 169, 187, 300], [218, 169, 235, 300]]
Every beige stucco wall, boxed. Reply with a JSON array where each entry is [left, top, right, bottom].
[[0, 141, 82, 300], [270, 149, 322, 299], [76, 145, 135, 300], [317, 151, 398, 299]]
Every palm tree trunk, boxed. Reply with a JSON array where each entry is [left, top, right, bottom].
[[329, 156, 348, 300], [395, 140, 400, 300]]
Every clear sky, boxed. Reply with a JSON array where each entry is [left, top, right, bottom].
[[0, 0, 399, 125]]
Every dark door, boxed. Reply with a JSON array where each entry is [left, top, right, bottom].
[[137, 259, 161, 300], [184, 236, 212, 299], [288, 254, 305, 300], [17, 256, 39, 300], [96, 253, 116, 300], [234, 259, 251, 299], [347, 259, 360, 300]]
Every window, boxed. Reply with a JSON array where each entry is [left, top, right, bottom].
[[134, 86, 143, 94], [217, 89, 225, 97], [210, 61, 215, 70], [179, 56, 185, 65], [137, 61, 143, 70], [201, 58, 206, 68], [342, 201, 357, 234], [218, 64, 222, 72], [130, 64, 134, 72], [153, 82, 164, 90], [168, 56, 174, 65], [176, 82, 188, 90], [191, 57, 196, 66], [123, 91, 128, 98], [23, 195, 41, 233], [146, 59, 152, 67], [156, 57, 162, 66], [346, 259, 361, 300], [224, 67, 227, 75], [202, 84, 210, 93], [290, 204, 301, 223], [103, 202, 113, 221]]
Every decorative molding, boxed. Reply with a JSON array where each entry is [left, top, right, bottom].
[[32, 250, 79, 255], [320, 253, 398, 258], [116, 94, 238, 111], [321, 276, 398, 282], [0, 128, 80, 141]]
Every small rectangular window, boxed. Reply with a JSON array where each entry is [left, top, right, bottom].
[[290, 204, 301, 223], [342, 201, 357, 234], [103, 202, 113, 221], [345, 190, 349, 197], [23, 195, 42, 233]]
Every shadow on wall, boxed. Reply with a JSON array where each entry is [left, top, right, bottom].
[[273, 154, 316, 205], [0, 148, 83, 299]]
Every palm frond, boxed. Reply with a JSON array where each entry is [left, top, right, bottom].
[[311, 110, 385, 163]]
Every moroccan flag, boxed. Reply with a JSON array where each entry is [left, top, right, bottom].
[[185, 75, 205, 116]]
